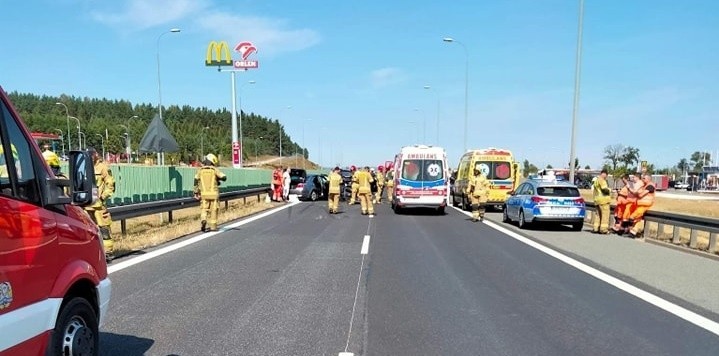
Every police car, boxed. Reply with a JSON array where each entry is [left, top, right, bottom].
[[502, 174, 586, 231]]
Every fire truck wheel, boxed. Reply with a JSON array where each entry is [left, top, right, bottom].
[[48, 297, 99, 356]]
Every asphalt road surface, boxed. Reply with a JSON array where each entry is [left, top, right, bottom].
[[101, 201, 719, 355]]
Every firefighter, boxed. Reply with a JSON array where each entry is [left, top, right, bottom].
[[374, 165, 386, 204], [591, 169, 612, 234], [465, 166, 490, 222], [619, 174, 644, 235], [42, 145, 66, 178], [356, 166, 375, 215], [349, 165, 359, 205], [84, 147, 115, 260], [328, 166, 343, 214], [384, 164, 395, 203], [612, 175, 631, 233], [628, 174, 655, 238], [194, 153, 227, 232]]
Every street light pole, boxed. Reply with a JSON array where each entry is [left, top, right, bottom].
[[568, 0, 585, 185], [55, 103, 71, 152], [69, 116, 81, 150], [95, 134, 105, 160], [78, 132, 86, 150], [443, 37, 469, 152], [156, 28, 181, 165], [238, 80, 256, 168], [424, 85, 441, 145]]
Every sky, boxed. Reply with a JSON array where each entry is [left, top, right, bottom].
[[1, 0, 718, 169]]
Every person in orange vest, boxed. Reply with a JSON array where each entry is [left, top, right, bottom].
[[272, 166, 283, 202], [627, 173, 656, 238], [356, 166, 375, 216], [611, 174, 631, 233], [618, 174, 644, 235]]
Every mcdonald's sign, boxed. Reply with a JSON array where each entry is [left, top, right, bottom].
[[205, 41, 232, 66]]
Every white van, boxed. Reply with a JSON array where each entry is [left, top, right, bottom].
[[390, 145, 449, 214]]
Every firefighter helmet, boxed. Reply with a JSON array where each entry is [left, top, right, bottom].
[[205, 153, 219, 166]]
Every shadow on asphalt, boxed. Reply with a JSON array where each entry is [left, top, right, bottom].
[[393, 207, 447, 216], [101, 332, 154, 356]]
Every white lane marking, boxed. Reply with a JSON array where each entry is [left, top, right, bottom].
[[108, 202, 300, 274], [361, 235, 371, 255], [338, 353, 354, 356], [450, 206, 719, 336]]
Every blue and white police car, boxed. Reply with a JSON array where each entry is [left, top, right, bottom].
[[502, 174, 586, 231]]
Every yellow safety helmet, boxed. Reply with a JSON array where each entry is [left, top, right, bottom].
[[43, 149, 61, 168], [205, 153, 219, 166]]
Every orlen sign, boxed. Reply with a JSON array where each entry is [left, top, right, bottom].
[[233, 41, 258, 69]]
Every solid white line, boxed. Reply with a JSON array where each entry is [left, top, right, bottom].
[[450, 206, 719, 336], [108, 202, 300, 274], [360, 235, 370, 255]]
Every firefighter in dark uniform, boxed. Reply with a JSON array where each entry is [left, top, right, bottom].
[[194, 153, 227, 232]]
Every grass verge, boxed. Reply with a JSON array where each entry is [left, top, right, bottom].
[[111, 194, 276, 257]]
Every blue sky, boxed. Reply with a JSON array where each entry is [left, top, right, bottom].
[[1, 0, 717, 169]]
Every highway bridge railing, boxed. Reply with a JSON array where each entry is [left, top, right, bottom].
[[585, 202, 719, 254], [107, 186, 271, 235]]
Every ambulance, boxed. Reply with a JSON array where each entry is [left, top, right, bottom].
[[0, 86, 110, 355], [452, 147, 520, 210], [390, 145, 449, 214]]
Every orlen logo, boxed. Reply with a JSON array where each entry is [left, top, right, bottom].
[[234, 42, 257, 60]]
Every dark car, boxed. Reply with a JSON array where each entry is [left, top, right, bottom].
[[288, 168, 307, 196], [299, 174, 329, 201]]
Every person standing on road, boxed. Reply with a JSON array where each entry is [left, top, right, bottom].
[[349, 165, 359, 205], [282, 167, 291, 201], [612, 174, 630, 233], [466, 166, 490, 222], [374, 165, 385, 204], [193, 153, 227, 232], [356, 166, 375, 216], [272, 166, 283, 202], [384, 164, 395, 204], [591, 169, 612, 234], [85, 147, 115, 260], [328, 166, 343, 214]]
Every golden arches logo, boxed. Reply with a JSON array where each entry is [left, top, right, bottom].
[[205, 41, 232, 66]]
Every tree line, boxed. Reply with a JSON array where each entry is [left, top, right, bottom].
[[7, 91, 307, 164]]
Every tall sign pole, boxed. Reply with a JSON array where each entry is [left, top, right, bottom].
[[205, 40, 258, 168]]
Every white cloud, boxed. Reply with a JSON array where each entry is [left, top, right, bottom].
[[91, 0, 209, 30], [89, 0, 320, 56], [195, 12, 320, 57], [370, 67, 407, 88]]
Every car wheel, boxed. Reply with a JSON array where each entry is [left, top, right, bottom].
[[310, 191, 318, 201], [502, 206, 511, 223], [47, 297, 99, 356], [518, 210, 530, 229], [571, 222, 583, 231], [437, 206, 445, 215]]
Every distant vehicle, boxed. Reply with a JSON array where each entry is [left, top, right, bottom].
[[288, 168, 307, 195], [652, 175, 669, 191], [299, 174, 329, 201], [674, 181, 689, 190], [452, 147, 520, 211], [390, 145, 449, 214], [503, 176, 586, 231]]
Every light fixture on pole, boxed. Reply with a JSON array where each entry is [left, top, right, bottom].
[[238, 80, 256, 168], [69, 116, 81, 150], [52, 129, 65, 158], [156, 27, 181, 165], [423, 85, 441, 145], [95, 134, 105, 161], [568, 0, 585, 184], [55, 103, 71, 152], [442, 37, 469, 152]]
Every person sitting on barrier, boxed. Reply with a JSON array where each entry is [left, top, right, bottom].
[[611, 174, 630, 233], [194, 153, 226, 232], [617, 174, 644, 235], [627, 173, 655, 238]]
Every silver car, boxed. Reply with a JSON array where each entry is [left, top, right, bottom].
[[503, 178, 586, 231]]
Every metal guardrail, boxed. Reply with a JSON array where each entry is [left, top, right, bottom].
[[585, 202, 719, 254], [108, 186, 271, 234]]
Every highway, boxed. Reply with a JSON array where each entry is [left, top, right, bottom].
[[101, 201, 719, 355]]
